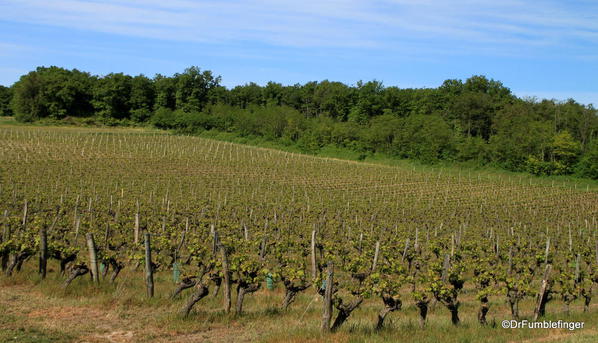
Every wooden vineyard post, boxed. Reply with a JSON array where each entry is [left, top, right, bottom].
[[2, 210, 10, 271], [211, 224, 217, 254], [21, 199, 28, 230], [441, 253, 451, 282], [311, 229, 317, 280], [371, 241, 380, 272], [322, 262, 333, 333], [134, 200, 140, 245], [259, 235, 268, 260], [450, 233, 455, 257], [507, 246, 513, 275], [174, 218, 189, 262], [568, 228, 573, 252], [243, 224, 249, 241], [2, 209, 8, 242], [218, 237, 232, 314], [74, 216, 81, 245], [172, 219, 189, 283], [574, 254, 581, 284], [495, 235, 500, 258], [358, 232, 363, 253], [73, 195, 80, 228], [533, 264, 552, 321], [86, 233, 99, 283], [544, 237, 550, 263], [39, 225, 48, 279], [103, 223, 111, 249], [401, 238, 410, 262], [145, 232, 154, 298]]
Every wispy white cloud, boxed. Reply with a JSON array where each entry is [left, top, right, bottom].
[[0, 42, 34, 57], [1, 0, 597, 55]]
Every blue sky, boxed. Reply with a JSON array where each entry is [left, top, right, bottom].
[[0, 0, 597, 106]]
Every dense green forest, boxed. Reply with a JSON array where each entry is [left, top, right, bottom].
[[1, 66, 597, 179]]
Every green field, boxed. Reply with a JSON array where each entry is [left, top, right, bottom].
[[1, 124, 597, 342]]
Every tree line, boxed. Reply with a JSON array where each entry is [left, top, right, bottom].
[[1, 66, 597, 179]]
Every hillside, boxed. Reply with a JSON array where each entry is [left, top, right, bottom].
[[0, 124, 597, 342]]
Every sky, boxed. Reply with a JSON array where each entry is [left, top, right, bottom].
[[0, 0, 597, 106]]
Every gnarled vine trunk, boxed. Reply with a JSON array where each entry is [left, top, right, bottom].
[[236, 282, 260, 315], [446, 301, 460, 325], [210, 274, 222, 298], [416, 300, 429, 328], [6, 251, 31, 276], [59, 254, 77, 276], [583, 291, 592, 312], [181, 283, 209, 317], [109, 259, 124, 283], [63, 264, 89, 288], [281, 279, 309, 310], [171, 277, 198, 299], [477, 296, 489, 325], [0, 252, 8, 272], [330, 297, 363, 332], [506, 289, 520, 319], [376, 294, 402, 330]]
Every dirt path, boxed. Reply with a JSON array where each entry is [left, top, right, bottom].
[[0, 284, 257, 343]]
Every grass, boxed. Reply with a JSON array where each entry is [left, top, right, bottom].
[[0, 313, 74, 343], [1, 262, 596, 342]]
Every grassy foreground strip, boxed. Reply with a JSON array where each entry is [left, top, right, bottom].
[[1, 269, 597, 343]]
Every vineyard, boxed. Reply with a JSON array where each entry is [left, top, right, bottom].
[[1, 124, 597, 343]]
